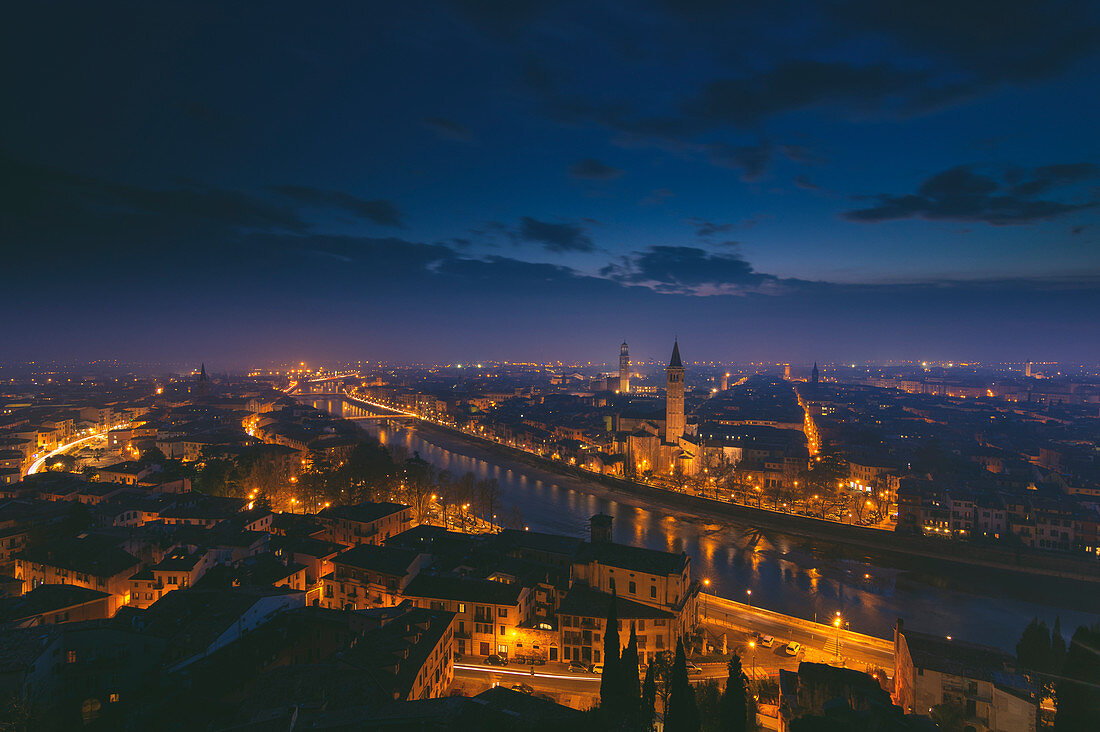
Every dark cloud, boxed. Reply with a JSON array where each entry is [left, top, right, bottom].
[[441, 0, 544, 35], [793, 175, 819, 191], [515, 216, 595, 252], [272, 186, 403, 227], [707, 141, 772, 180], [1006, 163, 1099, 197], [843, 164, 1099, 225], [685, 62, 949, 129], [423, 116, 474, 142], [689, 218, 735, 238], [780, 144, 824, 165], [839, 0, 1100, 85], [600, 245, 782, 295], [640, 189, 674, 207], [0, 151, 307, 237], [568, 158, 624, 180]]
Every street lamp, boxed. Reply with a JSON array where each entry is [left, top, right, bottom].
[[748, 640, 756, 681], [746, 589, 752, 608], [833, 612, 842, 659]]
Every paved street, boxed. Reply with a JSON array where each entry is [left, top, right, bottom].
[[699, 594, 895, 677]]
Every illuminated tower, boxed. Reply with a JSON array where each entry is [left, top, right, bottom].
[[665, 341, 685, 442], [783, 364, 791, 380], [1025, 361, 1033, 378], [721, 372, 729, 391], [619, 341, 631, 393]]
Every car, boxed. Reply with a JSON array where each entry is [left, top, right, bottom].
[[568, 660, 591, 673], [785, 642, 802, 656], [757, 634, 775, 648], [685, 662, 703, 674], [592, 664, 604, 675], [510, 683, 535, 694], [484, 654, 508, 666]]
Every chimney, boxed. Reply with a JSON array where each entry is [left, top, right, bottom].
[[590, 513, 613, 543]]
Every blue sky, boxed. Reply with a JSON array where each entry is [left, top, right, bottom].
[[2, 1, 1098, 365]]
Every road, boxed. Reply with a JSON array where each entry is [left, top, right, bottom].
[[698, 594, 895, 676], [24, 427, 114, 476]]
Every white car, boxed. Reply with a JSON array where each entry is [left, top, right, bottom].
[[785, 642, 802, 656], [758, 634, 775, 648]]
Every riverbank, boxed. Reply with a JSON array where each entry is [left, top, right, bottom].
[[412, 420, 1100, 585]]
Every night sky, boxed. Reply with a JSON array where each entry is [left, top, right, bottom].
[[3, 1, 1099, 366]]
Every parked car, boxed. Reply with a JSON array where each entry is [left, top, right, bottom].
[[485, 654, 508, 666], [785, 642, 802, 656], [568, 660, 591, 673], [685, 662, 703, 674], [510, 683, 535, 695], [592, 664, 604, 675], [757, 634, 775, 648]]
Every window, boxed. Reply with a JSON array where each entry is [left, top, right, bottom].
[[66, 650, 77, 664], [650, 586, 657, 599], [497, 644, 507, 654], [629, 581, 636, 594], [458, 603, 465, 613], [500, 625, 506, 636], [498, 608, 507, 618], [109, 693, 119, 703], [609, 577, 616, 591]]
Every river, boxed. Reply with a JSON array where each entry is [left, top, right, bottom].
[[316, 400, 1099, 651]]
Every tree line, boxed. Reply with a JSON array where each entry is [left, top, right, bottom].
[[193, 436, 520, 528], [591, 592, 756, 731], [1015, 617, 1100, 731]]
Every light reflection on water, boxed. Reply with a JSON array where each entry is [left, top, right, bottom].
[[321, 402, 1099, 650]]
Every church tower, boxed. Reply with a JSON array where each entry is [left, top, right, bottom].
[[665, 341, 685, 443], [196, 362, 210, 397], [811, 362, 819, 385], [619, 341, 631, 393]]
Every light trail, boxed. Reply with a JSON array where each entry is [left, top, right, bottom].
[[25, 426, 118, 476], [453, 664, 601, 682]]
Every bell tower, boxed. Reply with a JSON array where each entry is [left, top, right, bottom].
[[665, 341, 685, 442], [619, 341, 630, 393]]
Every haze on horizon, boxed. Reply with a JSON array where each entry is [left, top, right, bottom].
[[1, 1, 1098, 365]]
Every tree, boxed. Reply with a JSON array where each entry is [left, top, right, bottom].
[[1051, 617, 1067, 673], [719, 653, 750, 732], [622, 624, 641, 727], [600, 591, 622, 717], [476, 477, 501, 531], [929, 701, 967, 732], [665, 638, 700, 732], [1055, 624, 1100, 731], [1016, 618, 1053, 676], [641, 663, 657, 732]]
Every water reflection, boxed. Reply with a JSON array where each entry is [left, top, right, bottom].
[[314, 400, 1099, 650]]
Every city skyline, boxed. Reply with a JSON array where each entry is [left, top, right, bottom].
[[2, 2, 1099, 364]]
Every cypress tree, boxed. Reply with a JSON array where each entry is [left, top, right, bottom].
[[1055, 624, 1100, 732], [665, 638, 701, 732], [718, 652, 750, 732], [601, 590, 622, 718], [622, 623, 641, 726], [1016, 618, 1052, 674], [1051, 617, 1067, 673], [641, 663, 657, 732]]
